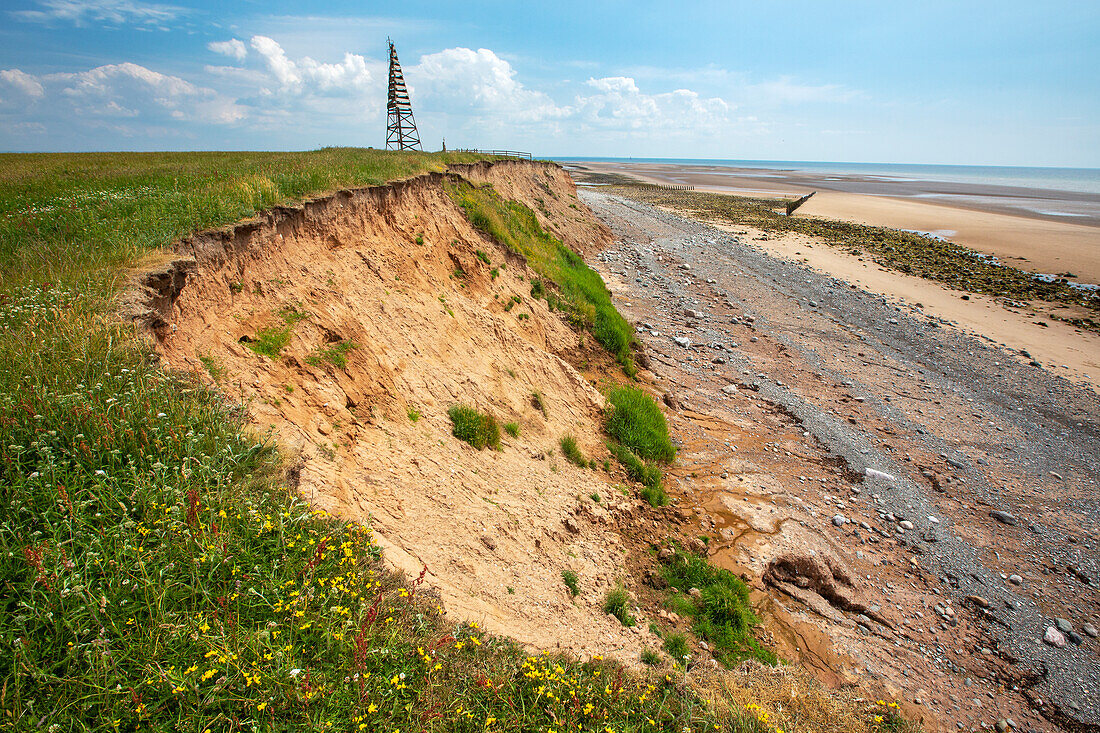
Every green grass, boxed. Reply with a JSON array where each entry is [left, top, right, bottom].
[[305, 340, 357, 369], [407, 406, 421, 422], [560, 435, 588, 467], [447, 405, 501, 451], [445, 179, 638, 375], [606, 387, 676, 463], [641, 483, 671, 507], [531, 390, 548, 417], [641, 649, 661, 666], [608, 442, 664, 494], [561, 569, 580, 597], [0, 148, 493, 292], [662, 632, 691, 660], [603, 584, 636, 627], [661, 549, 776, 667], [503, 422, 519, 438], [247, 325, 294, 358]]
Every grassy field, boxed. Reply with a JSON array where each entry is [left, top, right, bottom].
[[594, 178, 1100, 333], [0, 148, 490, 291], [0, 149, 908, 732]]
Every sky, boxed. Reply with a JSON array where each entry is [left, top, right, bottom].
[[0, 0, 1097, 166]]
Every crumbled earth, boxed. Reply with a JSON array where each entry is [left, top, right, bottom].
[[136, 163, 669, 663], [580, 188, 1100, 733]]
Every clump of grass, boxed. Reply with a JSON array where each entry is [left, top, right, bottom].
[[503, 421, 520, 438], [531, 390, 548, 417], [530, 278, 545, 299], [663, 632, 691, 660], [278, 302, 310, 325], [606, 386, 675, 463], [475, 249, 491, 265], [661, 549, 775, 666], [641, 649, 661, 666], [560, 435, 587, 467], [198, 353, 226, 382], [641, 483, 670, 507], [603, 584, 635, 627], [448, 404, 501, 450], [608, 442, 663, 494], [407, 406, 421, 422], [446, 180, 637, 375], [562, 569, 580, 597], [305, 340, 357, 369], [247, 324, 293, 358]]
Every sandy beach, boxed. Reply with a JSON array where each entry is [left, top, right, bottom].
[[570, 160, 1100, 389], [573, 160, 1100, 283]]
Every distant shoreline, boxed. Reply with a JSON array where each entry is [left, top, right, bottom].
[[569, 159, 1100, 284], [555, 157, 1100, 196]]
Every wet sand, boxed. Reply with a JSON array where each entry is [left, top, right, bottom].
[[573, 160, 1100, 283]]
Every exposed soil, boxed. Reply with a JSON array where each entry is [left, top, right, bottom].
[[579, 188, 1100, 733], [126, 163, 674, 663]]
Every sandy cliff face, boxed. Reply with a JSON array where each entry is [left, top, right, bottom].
[[131, 163, 654, 659]]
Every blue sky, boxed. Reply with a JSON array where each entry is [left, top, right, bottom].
[[0, 0, 1097, 165]]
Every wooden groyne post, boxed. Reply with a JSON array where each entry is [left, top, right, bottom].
[[785, 191, 815, 216]]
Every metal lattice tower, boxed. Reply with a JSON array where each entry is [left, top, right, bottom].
[[386, 39, 421, 151]]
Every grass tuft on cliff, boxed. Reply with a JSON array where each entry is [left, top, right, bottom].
[[448, 404, 502, 451], [661, 549, 776, 667], [446, 179, 638, 375]]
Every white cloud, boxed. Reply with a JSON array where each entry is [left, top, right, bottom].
[[2, 62, 245, 125], [208, 39, 247, 62], [248, 35, 373, 96], [11, 0, 189, 28], [575, 76, 734, 132], [0, 69, 46, 99], [409, 48, 568, 123]]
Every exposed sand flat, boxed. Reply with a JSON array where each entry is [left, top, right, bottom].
[[709, 221, 1100, 390], [799, 192, 1100, 285], [574, 160, 1100, 283]]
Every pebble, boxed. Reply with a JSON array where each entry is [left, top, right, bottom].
[[673, 337, 691, 348], [1043, 626, 1066, 648], [990, 510, 1017, 526], [899, 520, 914, 531], [1055, 618, 1072, 633], [832, 514, 847, 527], [1007, 574, 1022, 586], [1083, 622, 1098, 638], [967, 595, 990, 608], [995, 720, 1008, 733]]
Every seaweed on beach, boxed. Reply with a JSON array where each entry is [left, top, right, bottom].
[[601, 183, 1100, 333]]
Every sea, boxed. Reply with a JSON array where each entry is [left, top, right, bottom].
[[554, 157, 1100, 196]]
